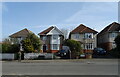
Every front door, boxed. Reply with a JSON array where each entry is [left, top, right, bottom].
[[43, 44, 47, 52]]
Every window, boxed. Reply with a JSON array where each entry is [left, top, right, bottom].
[[84, 43, 93, 50], [51, 44, 59, 50], [43, 36, 46, 40], [112, 42, 116, 49], [109, 33, 118, 38], [84, 33, 93, 39], [53, 35, 58, 40], [111, 33, 117, 38], [74, 34, 80, 39]]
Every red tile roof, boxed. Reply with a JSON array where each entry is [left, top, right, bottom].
[[98, 22, 120, 35], [38, 26, 54, 35], [70, 24, 98, 34]]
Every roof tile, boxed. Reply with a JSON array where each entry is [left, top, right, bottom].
[[71, 24, 98, 34], [98, 22, 120, 35], [38, 26, 54, 35], [9, 28, 33, 38]]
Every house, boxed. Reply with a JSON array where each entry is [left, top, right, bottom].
[[9, 28, 33, 44], [38, 26, 64, 53], [97, 22, 120, 51], [69, 24, 98, 53]]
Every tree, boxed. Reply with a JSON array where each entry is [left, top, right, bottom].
[[22, 33, 41, 53], [114, 35, 120, 48], [1, 38, 19, 53], [60, 29, 68, 40], [110, 35, 120, 58], [63, 39, 82, 58]]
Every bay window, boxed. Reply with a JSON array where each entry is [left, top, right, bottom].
[[51, 44, 59, 50]]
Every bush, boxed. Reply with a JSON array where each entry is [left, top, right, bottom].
[[109, 35, 120, 58], [63, 39, 82, 58], [110, 48, 120, 58], [21, 33, 41, 53], [2, 43, 19, 53]]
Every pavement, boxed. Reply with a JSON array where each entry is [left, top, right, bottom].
[[1, 59, 119, 76]]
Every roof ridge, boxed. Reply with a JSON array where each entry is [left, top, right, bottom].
[[9, 28, 33, 38], [80, 27, 87, 32], [107, 22, 115, 32], [38, 26, 54, 35]]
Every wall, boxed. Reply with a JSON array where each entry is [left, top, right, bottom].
[[71, 34, 84, 41], [0, 53, 15, 60], [24, 53, 54, 60], [70, 33, 97, 50]]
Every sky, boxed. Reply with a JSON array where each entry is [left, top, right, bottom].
[[1, 2, 118, 41]]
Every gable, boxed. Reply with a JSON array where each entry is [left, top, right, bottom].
[[38, 26, 54, 35], [47, 27, 63, 35], [71, 24, 98, 34], [9, 28, 33, 38], [98, 22, 120, 36]]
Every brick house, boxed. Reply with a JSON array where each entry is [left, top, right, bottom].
[[69, 24, 98, 53], [38, 26, 64, 53], [97, 22, 120, 51]]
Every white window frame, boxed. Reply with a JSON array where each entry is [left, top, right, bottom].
[[51, 44, 59, 50], [112, 42, 116, 49], [43, 36, 46, 40], [111, 33, 117, 38], [84, 33, 93, 39], [52, 35, 59, 40], [74, 34, 80, 39], [84, 43, 93, 50]]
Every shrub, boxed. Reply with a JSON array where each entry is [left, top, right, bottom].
[[63, 39, 82, 58], [110, 35, 120, 58], [21, 33, 41, 53], [2, 43, 19, 53]]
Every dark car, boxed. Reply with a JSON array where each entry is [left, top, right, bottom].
[[55, 46, 71, 59], [93, 48, 106, 55], [55, 49, 68, 58]]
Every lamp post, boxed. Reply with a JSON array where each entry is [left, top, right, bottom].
[[18, 37, 24, 62]]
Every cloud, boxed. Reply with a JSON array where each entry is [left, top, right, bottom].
[[65, 3, 117, 22], [64, 2, 118, 32]]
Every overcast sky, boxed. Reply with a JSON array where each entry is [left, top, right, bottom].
[[2, 2, 118, 40]]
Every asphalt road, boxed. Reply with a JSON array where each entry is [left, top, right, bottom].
[[2, 59, 119, 75]]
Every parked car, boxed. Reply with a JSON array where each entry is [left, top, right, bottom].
[[93, 48, 106, 55], [55, 46, 71, 59]]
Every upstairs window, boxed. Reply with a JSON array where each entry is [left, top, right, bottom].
[[74, 34, 80, 39], [53, 35, 58, 40], [43, 36, 46, 40], [84, 33, 93, 39], [109, 33, 117, 38]]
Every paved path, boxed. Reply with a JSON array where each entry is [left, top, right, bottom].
[[2, 59, 119, 75]]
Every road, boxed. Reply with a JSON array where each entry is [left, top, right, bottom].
[[2, 59, 119, 75]]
